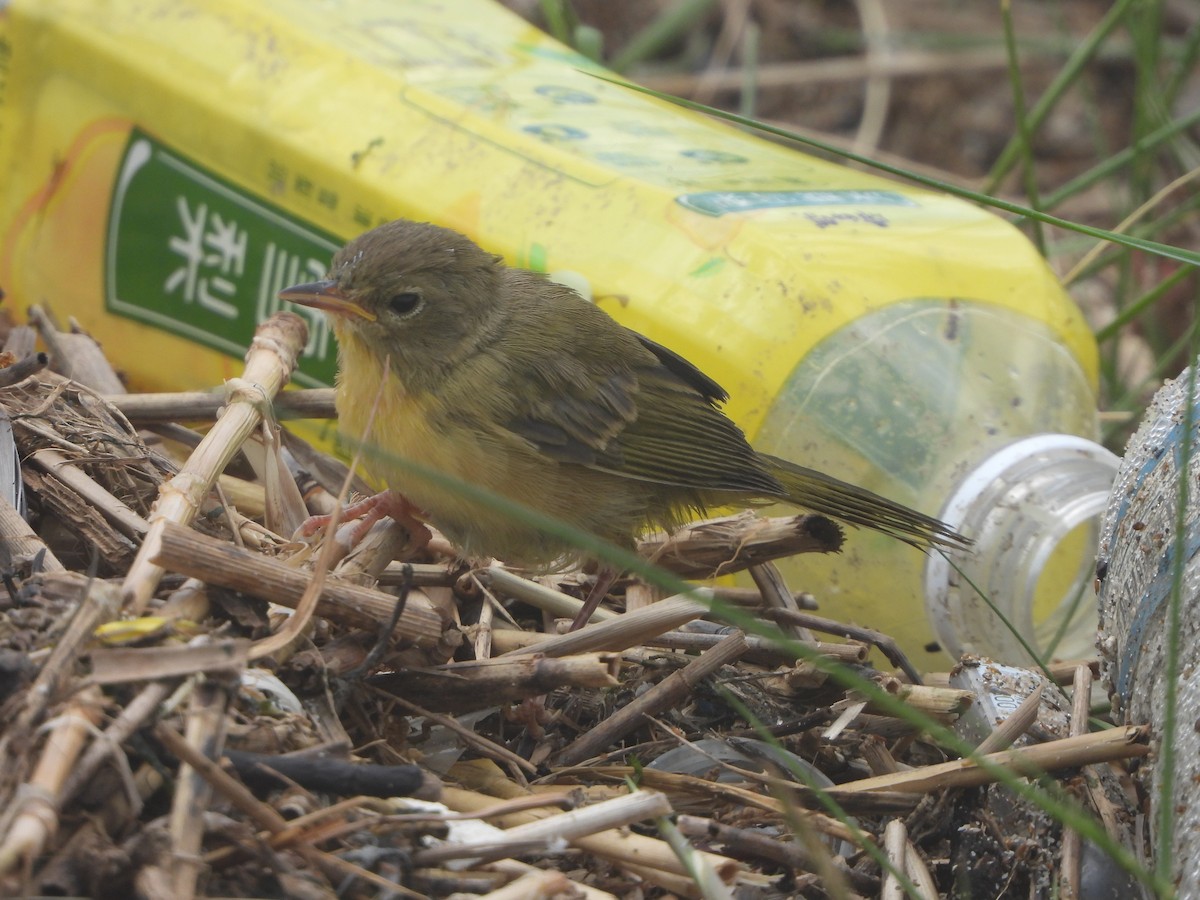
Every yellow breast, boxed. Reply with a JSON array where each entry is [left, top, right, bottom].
[[332, 335, 652, 565], [336, 345, 464, 492], [334, 338, 511, 551]]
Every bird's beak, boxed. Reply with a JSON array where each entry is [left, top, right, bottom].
[[279, 280, 377, 322]]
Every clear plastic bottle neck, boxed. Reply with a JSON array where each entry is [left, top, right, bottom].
[[924, 434, 1120, 665]]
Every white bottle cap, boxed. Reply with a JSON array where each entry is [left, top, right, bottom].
[[924, 433, 1119, 663]]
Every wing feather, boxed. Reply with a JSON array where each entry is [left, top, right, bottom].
[[479, 277, 781, 496]]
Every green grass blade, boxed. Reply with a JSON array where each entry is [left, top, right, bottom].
[[984, 0, 1137, 193], [1000, 0, 1046, 253]]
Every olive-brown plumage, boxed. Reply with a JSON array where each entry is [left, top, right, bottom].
[[281, 218, 967, 565]]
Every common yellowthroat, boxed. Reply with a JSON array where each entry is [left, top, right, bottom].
[[281, 219, 967, 567]]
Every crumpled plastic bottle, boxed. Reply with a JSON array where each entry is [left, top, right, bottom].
[[1097, 362, 1200, 890]]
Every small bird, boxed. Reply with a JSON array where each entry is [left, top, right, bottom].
[[281, 219, 967, 577]]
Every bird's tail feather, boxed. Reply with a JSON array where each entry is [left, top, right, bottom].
[[761, 454, 971, 552]]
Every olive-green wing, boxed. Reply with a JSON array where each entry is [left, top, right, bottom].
[[489, 300, 781, 495], [503, 360, 637, 469], [605, 350, 782, 494]]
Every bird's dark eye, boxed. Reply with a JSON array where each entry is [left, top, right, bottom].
[[387, 292, 423, 318]]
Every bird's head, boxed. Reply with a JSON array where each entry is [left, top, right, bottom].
[[281, 219, 505, 380]]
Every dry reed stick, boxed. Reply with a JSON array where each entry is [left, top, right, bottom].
[[859, 735, 902, 776], [478, 567, 618, 624], [1059, 664, 1093, 899], [476, 869, 580, 899], [109, 388, 337, 423], [647, 631, 867, 667], [708, 585, 818, 610], [168, 673, 237, 899], [62, 681, 175, 807], [974, 681, 1045, 755], [213, 474, 266, 518], [881, 818, 908, 900], [0, 493, 63, 572], [0, 687, 105, 881], [145, 519, 451, 652], [749, 561, 814, 642], [0, 351, 48, 388], [499, 593, 711, 659], [869, 676, 974, 723], [440, 785, 739, 884], [486, 859, 617, 899], [374, 652, 620, 714], [906, 841, 938, 899], [1048, 659, 1101, 684], [763, 607, 924, 685], [87, 638, 251, 685], [832, 726, 1149, 795], [413, 790, 673, 867], [638, 512, 842, 578], [491, 625, 865, 669], [122, 313, 308, 614], [554, 632, 747, 767], [602, 767, 858, 844]]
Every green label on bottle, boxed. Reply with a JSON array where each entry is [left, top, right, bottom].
[[105, 129, 341, 387]]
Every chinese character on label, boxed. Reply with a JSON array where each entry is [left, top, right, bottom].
[[108, 129, 344, 386], [165, 197, 246, 320]]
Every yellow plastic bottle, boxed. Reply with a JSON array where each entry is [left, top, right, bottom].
[[0, 0, 1116, 668]]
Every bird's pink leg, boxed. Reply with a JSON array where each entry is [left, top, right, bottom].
[[298, 490, 432, 551]]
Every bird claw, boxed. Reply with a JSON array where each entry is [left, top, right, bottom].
[[296, 490, 433, 553]]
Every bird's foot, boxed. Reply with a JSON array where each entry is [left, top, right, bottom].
[[297, 490, 433, 553]]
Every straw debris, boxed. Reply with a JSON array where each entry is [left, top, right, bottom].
[[0, 315, 1150, 898]]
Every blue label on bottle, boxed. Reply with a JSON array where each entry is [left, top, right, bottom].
[[675, 189, 917, 217]]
